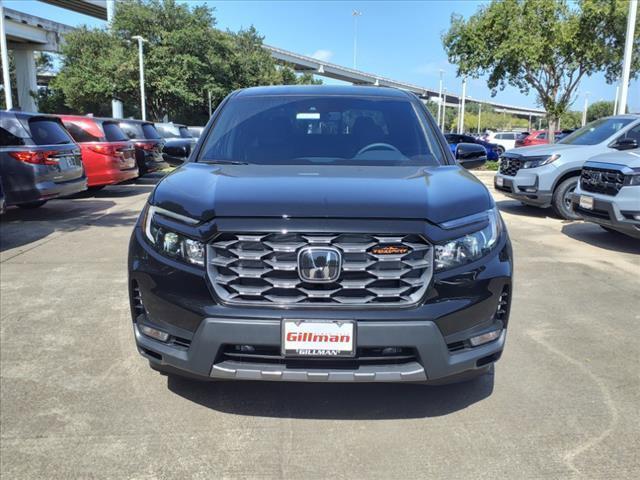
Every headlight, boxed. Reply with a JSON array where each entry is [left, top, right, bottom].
[[435, 208, 502, 271], [143, 205, 205, 266], [523, 154, 561, 168], [623, 172, 640, 186]]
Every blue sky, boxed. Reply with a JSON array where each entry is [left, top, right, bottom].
[[6, 0, 639, 111]]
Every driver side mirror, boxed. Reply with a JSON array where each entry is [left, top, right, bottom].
[[455, 143, 487, 170], [611, 138, 638, 151]]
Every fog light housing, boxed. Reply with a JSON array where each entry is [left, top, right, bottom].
[[140, 324, 170, 342], [524, 187, 536, 193], [469, 329, 502, 347]]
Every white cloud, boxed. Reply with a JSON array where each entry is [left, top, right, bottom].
[[308, 49, 334, 62]]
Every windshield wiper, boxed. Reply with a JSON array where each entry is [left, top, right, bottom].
[[200, 159, 249, 165]]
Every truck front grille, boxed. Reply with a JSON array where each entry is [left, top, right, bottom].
[[499, 155, 522, 176], [580, 167, 625, 196], [207, 233, 433, 307]]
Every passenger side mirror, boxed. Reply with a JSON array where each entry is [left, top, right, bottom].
[[611, 138, 638, 151], [455, 143, 487, 170], [163, 144, 189, 158]]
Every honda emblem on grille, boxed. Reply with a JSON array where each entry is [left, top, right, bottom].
[[297, 247, 342, 283]]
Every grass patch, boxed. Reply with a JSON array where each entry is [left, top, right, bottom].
[[482, 161, 499, 171]]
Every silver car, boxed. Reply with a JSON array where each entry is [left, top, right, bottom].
[[571, 150, 640, 239], [494, 115, 640, 219]]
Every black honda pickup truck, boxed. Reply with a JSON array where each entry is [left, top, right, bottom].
[[128, 85, 513, 384]]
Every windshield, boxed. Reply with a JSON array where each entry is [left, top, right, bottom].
[[198, 95, 444, 166], [559, 117, 635, 146]]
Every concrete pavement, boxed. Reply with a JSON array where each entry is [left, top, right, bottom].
[[1, 172, 638, 479]]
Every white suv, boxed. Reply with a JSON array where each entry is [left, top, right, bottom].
[[486, 131, 519, 153], [572, 150, 640, 239], [494, 115, 640, 219]]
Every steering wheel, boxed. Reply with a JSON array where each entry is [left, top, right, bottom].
[[356, 142, 402, 157]]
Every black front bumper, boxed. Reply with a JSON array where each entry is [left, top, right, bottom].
[[128, 220, 513, 382]]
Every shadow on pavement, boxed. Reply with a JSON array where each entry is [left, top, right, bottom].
[[495, 199, 556, 219], [0, 183, 151, 252], [561, 222, 640, 254], [167, 371, 494, 420]]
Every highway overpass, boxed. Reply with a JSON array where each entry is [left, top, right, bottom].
[[264, 45, 546, 119]]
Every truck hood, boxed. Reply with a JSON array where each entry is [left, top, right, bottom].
[[586, 150, 640, 168], [509, 143, 600, 156], [151, 163, 493, 224]]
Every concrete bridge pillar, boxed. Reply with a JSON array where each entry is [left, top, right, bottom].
[[14, 49, 38, 112]]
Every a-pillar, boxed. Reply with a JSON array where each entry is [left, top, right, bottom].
[[14, 49, 38, 112]]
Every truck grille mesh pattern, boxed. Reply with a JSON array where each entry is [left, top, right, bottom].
[[580, 167, 625, 196], [207, 233, 433, 306], [498, 155, 522, 176]]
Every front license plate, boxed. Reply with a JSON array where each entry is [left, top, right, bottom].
[[282, 320, 355, 357], [496, 176, 504, 187], [579, 195, 594, 210]]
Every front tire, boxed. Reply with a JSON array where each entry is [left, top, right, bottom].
[[552, 177, 580, 220], [17, 200, 47, 209], [496, 146, 505, 155]]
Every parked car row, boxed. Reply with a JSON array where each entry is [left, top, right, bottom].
[[0, 110, 204, 210], [493, 114, 640, 239]]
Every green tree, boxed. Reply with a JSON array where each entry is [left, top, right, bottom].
[[586, 100, 616, 122], [559, 110, 583, 129], [52, 0, 319, 123], [443, 0, 638, 142]]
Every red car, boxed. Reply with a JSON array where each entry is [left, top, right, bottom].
[[518, 130, 551, 147], [58, 115, 139, 189]]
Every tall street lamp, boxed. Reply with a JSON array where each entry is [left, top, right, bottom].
[[441, 88, 447, 132], [352, 10, 362, 69], [477, 103, 482, 134], [437, 69, 444, 130], [132, 35, 148, 121], [617, 0, 637, 114], [458, 78, 467, 134]]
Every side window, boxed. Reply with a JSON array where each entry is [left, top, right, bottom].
[[0, 127, 25, 146], [495, 133, 504, 139], [623, 124, 640, 143], [506, 133, 515, 140], [538, 132, 547, 139]]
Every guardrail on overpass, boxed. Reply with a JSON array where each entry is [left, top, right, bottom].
[[263, 44, 546, 118]]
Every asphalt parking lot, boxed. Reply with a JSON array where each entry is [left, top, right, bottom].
[[1, 171, 639, 479]]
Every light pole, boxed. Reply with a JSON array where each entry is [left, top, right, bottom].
[[437, 69, 444, 130], [477, 103, 482, 134], [613, 85, 619, 114], [441, 89, 447, 132], [581, 92, 590, 127], [352, 10, 362, 69], [0, 0, 12, 110], [132, 35, 148, 121], [617, 0, 637, 114], [458, 78, 467, 134]]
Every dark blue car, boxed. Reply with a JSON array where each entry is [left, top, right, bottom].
[[445, 133, 500, 160]]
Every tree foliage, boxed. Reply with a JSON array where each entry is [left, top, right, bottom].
[[442, 0, 638, 140], [51, 0, 319, 123], [587, 100, 616, 121]]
